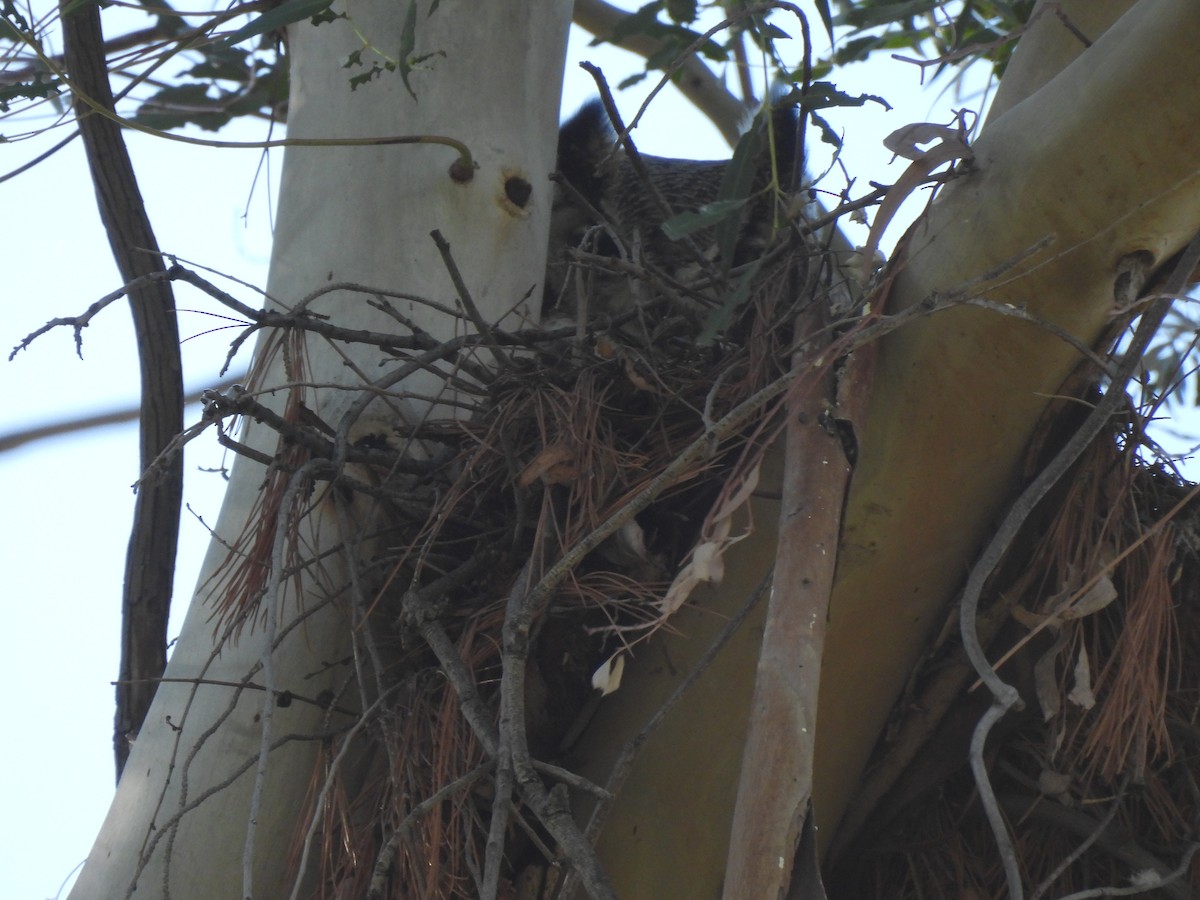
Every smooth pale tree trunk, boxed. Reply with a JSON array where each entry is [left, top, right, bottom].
[[70, 2, 571, 898], [815, 0, 1200, 841], [566, 1, 1200, 896]]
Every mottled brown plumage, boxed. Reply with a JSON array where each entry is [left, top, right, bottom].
[[545, 101, 800, 324]]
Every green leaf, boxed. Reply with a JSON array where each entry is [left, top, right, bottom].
[[810, 110, 843, 152], [221, 0, 333, 48], [834, 0, 940, 30], [397, 0, 418, 100], [712, 116, 767, 266], [696, 258, 761, 346], [310, 5, 338, 25], [661, 198, 748, 241], [607, 2, 665, 44], [0, 76, 62, 112], [830, 35, 885, 66], [186, 46, 250, 82], [664, 0, 696, 24], [348, 60, 396, 91], [1, 0, 31, 34], [812, 0, 833, 39], [797, 81, 891, 113]]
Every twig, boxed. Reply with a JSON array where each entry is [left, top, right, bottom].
[[399, 559, 503, 757], [0, 374, 244, 452], [9, 269, 162, 360], [197, 387, 435, 475], [480, 750, 515, 900], [110, 677, 354, 717], [127, 584, 353, 897], [582, 63, 722, 289], [286, 682, 405, 900], [431, 229, 514, 373], [1030, 777, 1130, 900], [124, 724, 353, 900], [1002, 794, 1198, 900], [365, 764, 493, 899], [1055, 842, 1198, 899], [402, 560, 617, 899], [484, 565, 527, 900], [14, 26, 478, 175], [166, 266, 448, 373], [333, 496, 387, 710]]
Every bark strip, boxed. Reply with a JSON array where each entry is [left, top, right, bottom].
[[722, 306, 850, 898]]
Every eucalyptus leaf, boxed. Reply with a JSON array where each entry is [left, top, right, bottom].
[[221, 0, 333, 47], [661, 198, 748, 241]]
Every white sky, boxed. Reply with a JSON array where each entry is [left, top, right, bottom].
[[4, 8, 1186, 899]]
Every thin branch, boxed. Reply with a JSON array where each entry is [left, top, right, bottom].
[[111, 676, 354, 717], [1002, 794, 1198, 900], [431, 229, 514, 373], [1030, 777, 1130, 900], [17, 24, 478, 173], [365, 764, 494, 899], [399, 561, 502, 757], [0, 374, 244, 452], [582, 63, 722, 288], [287, 682, 406, 900], [1055, 842, 1199, 900]]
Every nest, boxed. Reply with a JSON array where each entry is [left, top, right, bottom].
[[187, 213, 827, 898], [171, 158, 1200, 900]]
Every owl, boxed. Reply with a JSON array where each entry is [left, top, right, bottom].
[[544, 100, 801, 325]]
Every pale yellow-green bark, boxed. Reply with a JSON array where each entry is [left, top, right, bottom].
[[68, 2, 572, 897], [570, 2, 1200, 896], [817, 0, 1200, 841]]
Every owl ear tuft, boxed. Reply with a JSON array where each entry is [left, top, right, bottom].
[[556, 100, 617, 206]]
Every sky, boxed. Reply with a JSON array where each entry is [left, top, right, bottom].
[[3, 7, 1188, 899]]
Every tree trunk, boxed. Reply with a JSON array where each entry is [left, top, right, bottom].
[[67, 1, 1200, 897], [563, 2, 1200, 896], [68, 2, 572, 897], [816, 0, 1200, 839]]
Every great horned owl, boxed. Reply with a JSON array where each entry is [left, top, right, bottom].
[[545, 100, 800, 323]]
